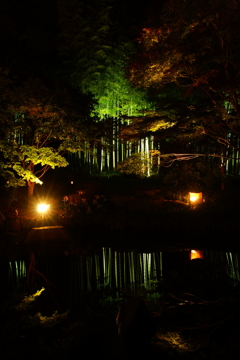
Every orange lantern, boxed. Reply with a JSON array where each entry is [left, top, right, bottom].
[[189, 192, 203, 206], [190, 249, 204, 260]]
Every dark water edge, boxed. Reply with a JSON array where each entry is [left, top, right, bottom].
[[1, 220, 240, 360], [2, 252, 240, 360]]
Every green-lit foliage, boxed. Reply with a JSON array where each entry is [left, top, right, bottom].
[[57, 0, 157, 174], [58, 0, 151, 118], [69, 248, 163, 302], [129, 0, 240, 157], [0, 72, 89, 195], [116, 151, 159, 177], [15, 288, 45, 311], [28, 310, 69, 328], [90, 45, 152, 119], [8, 261, 27, 290], [0, 287, 70, 359]]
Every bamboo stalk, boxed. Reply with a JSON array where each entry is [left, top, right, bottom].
[[115, 251, 118, 288]]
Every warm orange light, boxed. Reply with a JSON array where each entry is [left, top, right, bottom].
[[37, 203, 50, 213], [190, 250, 204, 260], [189, 192, 203, 205]]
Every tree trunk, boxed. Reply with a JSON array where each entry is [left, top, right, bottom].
[[26, 162, 35, 197], [27, 181, 35, 197], [221, 144, 226, 190]]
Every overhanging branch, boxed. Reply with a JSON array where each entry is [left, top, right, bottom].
[[158, 153, 240, 167]]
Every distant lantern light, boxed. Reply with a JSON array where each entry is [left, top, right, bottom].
[[189, 192, 203, 206], [70, 180, 74, 185], [37, 203, 50, 214], [190, 249, 204, 260]]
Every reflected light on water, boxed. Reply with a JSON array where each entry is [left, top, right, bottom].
[[157, 332, 194, 352], [190, 250, 204, 260]]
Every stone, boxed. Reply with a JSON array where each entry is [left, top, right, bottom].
[[116, 297, 156, 350]]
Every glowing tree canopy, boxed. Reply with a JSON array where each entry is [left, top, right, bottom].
[[0, 73, 91, 196], [129, 0, 240, 154]]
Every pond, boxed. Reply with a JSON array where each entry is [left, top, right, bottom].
[[3, 245, 240, 360], [7, 246, 240, 303]]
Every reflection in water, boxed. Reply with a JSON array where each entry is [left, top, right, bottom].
[[8, 261, 26, 289], [190, 249, 204, 260], [157, 331, 194, 353], [226, 252, 240, 285], [204, 250, 240, 287], [69, 248, 163, 301], [7, 248, 240, 301]]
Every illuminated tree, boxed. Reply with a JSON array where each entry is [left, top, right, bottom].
[[129, 0, 240, 162], [0, 72, 90, 197], [57, 0, 154, 172]]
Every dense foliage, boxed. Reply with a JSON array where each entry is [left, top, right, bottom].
[[0, 71, 92, 196], [129, 0, 240, 154], [58, 0, 152, 118], [1, 0, 240, 186]]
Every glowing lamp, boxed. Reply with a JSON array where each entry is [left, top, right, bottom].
[[189, 192, 203, 206], [37, 203, 50, 214], [190, 250, 204, 260]]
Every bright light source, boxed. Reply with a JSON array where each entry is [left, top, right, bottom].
[[190, 250, 204, 260], [189, 192, 203, 205], [37, 203, 50, 213], [189, 193, 198, 202]]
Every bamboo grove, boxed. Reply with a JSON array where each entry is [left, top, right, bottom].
[[58, 0, 158, 175], [58, 0, 240, 178], [7, 248, 240, 301], [1, 0, 240, 190]]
